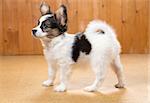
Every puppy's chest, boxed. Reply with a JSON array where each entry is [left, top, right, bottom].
[[51, 41, 72, 59], [45, 37, 73, 61]]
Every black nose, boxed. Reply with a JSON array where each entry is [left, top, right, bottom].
[[32, 30, 37, 35]]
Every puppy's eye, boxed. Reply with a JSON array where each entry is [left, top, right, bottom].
[[43, 23, 48, 29], [40, 20, 51, 31]]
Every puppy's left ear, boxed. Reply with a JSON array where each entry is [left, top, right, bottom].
[[55, 5, 67, 26]]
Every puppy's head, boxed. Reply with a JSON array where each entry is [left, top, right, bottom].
[[32, 2, 67, 39]]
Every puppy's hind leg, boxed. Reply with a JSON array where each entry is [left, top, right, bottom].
[[112, 55, 125, 88], [84, 61, 108, 92]]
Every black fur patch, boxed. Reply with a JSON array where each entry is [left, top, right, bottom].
[[40, 17, 58, 31], [72, 33, 92, 62]]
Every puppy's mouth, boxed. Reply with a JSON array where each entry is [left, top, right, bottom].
[[31, 32, 38, 39], [31, 33, 41, 38]]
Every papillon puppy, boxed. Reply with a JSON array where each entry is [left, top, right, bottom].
[[32, 2, 125, 92]]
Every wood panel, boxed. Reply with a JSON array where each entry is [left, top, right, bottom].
[[18, 0, 33, 55], [109, 0, 122, 44], [3, 0, 19, 55], [0, 0, 149, 55], [0, 0, 3, 54], [121, 0, 149, 53], [134, 0, 149, 53], [66, 0, 78, 33], [77, 0, 93, 31], [122, 0, 136, 53], [148, 0, 149, 54]]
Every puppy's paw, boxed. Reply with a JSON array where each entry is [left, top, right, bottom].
[[54, 84, 66, 92], [84, 85, 97, 92], [115, 83, 125, 88], [42, 80, 53, 87]]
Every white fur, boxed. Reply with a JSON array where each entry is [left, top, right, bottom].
[[41, 20, 125, 92]]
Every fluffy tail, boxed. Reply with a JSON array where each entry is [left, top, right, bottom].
[[85, 20, 117, 39], [85, 20, 121, 53]]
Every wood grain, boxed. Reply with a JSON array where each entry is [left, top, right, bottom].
[[0, 0, 3, 55], [134, 0, 149, 53], [109, 0, 122, 44], [77, 0, 93, 32], [18, 0, 33, 55], [0, 0, 149, 55], [122, 0, 136, 53], [3, 0, 19, 55], [148, 0, 150, 53]]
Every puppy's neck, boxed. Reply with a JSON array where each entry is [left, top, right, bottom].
[[40, 38, 51, 50], [40, 35, 64, 50]]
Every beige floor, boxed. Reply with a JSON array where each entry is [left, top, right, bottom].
[[0, 54, 149, 103]]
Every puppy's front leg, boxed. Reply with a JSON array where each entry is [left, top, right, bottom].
[[43, 62, 56, 87], [54, 63, 71, 92]]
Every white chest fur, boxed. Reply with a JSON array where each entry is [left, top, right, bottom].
[[42, 33, 75, 65]]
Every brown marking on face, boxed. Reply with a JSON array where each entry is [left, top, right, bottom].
[[46, 29, 60, 38], [95, 29, 105, 34]]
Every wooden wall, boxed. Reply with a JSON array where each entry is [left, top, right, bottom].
[[148, 0, 150, 54], [0, 0, 149, 55]]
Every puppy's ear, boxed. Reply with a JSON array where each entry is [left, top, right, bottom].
[[40, 2, 51, 15], [55, 5, 67, 26]]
